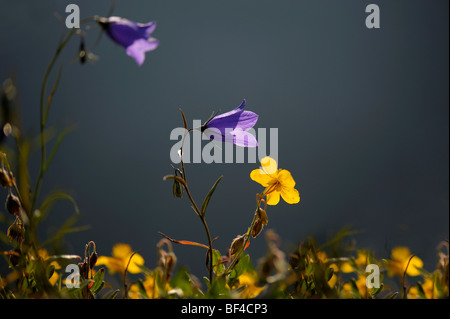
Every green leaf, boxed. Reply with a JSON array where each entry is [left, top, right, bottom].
[[349, 278, 362, 299], [90, 268, 105, 295], [44, 126, 75, 172], [211, 249, 225, 275], [416, 282, 426, 299], [229, 254, 252, 282], [369, 283, 384, 298], [200, 176, 223, 217], [136, 279, 149, 299], [102, 289, 120, 299], [41, 214, 90, 247], [170, 266, 197, 298], [206, 275, 230, 299], [47, 264, 56, 280], [385, 291, 399, 299], [38, 191, 80, 224]]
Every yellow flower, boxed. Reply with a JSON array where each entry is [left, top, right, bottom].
[[342, 274, 368, 298], [387, 247, 423, 277], [38, 249, 61, 286], [96, 243, 144, 275], [235, 271, 265, 299], [128, 273, 170, 299], [341, 251, 369, 273], [408, 277, 439, 299], [316, 251, 338, 288], [250, 157, 300, 205]]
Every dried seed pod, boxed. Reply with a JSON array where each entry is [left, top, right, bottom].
[[7, 222, 24, 242], [9, 249, 21, 267], [0, 169, 12, 188], [6, 193, 21, 215]]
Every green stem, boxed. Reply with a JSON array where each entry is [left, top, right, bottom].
[[179, 127, 214, 283], [224, 194, 262, 275], [181, 177, 214, 283], [32, 28, 76, 216], [31, 16, 96, 217]]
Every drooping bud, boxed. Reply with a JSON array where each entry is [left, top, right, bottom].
[[6, 193, 21, 215], [79, 261, 88, 279], [89, 252, 98, 269], [173, 178, 183, 198], [172, 168, 183, 198], [0, 169, 12, 188]]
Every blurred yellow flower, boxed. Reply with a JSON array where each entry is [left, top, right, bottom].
[[236, 271, 265, 298], [316, 251, 338, 288], [341, 251, 369, 273], [387, 247, 423, 277], [38, 249, 61, 286], [96, 243, 144, 274], [408, 277, 438, 299], [250, 157, 300, 205], [342, 274, 368, 298], [128, 273, 170, 299]]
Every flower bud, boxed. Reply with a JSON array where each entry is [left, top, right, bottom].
[[89, 252, 98, 269], [79, 261, 88, 279], [6, 193, 21, 215], [173, 179, 183, 198], [0, 169, 12, 188], [257, 208, 268, 225], [251, 219, 264, 238], [230, 235, 245, 258]]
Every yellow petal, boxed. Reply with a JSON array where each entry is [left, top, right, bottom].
[[250, 169, 274, 187], [340, 262, 354, 273], [266, 191, 280, 205], [280, 186, 300, 204], [125, 252, 145, 274], [112, 243, 133, 259], [260, 157, 278, 175], [277, 169, 296, 188], [405, 256, 423, 277], [391, 247, 411, 262]]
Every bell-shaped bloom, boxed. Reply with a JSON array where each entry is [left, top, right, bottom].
[[201, 100, 259, 147], [98, 16, 159, 66], [251, 156, 300, 205]]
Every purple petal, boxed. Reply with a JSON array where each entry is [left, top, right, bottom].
[[137, 21, 156, 37], [206, 100, 246, 125], [234, 110, 258, 131], [126, 38, 159, 66], [104, 17, 145, 47], [232, 129, 258, 147]]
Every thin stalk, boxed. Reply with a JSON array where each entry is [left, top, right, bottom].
[[178, 119, 214, 283]]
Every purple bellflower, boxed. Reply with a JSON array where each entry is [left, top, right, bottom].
[[98, 16, 159, 66], [201, 100, 259, 147]]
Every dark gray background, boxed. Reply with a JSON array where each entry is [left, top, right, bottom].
[[1, 0, 448, 286]]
